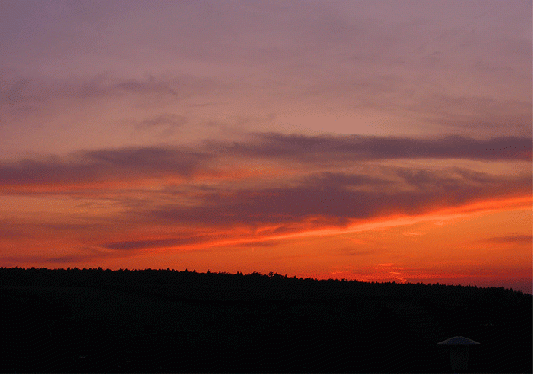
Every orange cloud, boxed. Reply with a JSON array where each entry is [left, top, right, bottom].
[[90, 193, 531, 256]]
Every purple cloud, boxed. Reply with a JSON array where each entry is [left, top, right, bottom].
[[141, 170, 531, 229], [104, 237, 208, 250], [220, 133, 532, 161], [0, 147, 211, 188], [1, 134, 530, 193]]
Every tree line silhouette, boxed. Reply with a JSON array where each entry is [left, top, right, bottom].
[[0, 267, 531, 372]]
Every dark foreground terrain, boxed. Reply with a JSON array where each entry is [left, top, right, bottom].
[[0, 267, 531, 373]]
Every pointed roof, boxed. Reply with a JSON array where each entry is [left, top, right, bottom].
[[437, 336, 480, 345]]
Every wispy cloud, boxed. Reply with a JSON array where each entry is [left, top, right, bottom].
[[135, 114, 188, 129], [218, 133, 532, 161], [485, 235, 532, 244], [0, 147, 212, 192], [410, 94, 532, 135], [4, 158, 528, 255], [0, 74, 225, 116], [104, 236, 210, 251], [139, 169, 531, 231], [1, 134, 530, 194]]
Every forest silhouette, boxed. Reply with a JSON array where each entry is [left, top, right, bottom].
[[0, 267, 531, 373]]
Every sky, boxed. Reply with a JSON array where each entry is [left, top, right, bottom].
[[0, 0, 531, 293]]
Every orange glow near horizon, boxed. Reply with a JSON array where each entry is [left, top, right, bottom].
[[0, 158, 530, 294], [33, 192, 525, 293], [146, 194, 531, 252]]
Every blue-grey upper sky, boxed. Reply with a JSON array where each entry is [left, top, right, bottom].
[[1, 0, 531, 158]]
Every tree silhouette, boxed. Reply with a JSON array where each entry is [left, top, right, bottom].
[[0, 267, 530, 372]]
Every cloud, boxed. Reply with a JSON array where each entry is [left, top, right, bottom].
[[136, 114, 188, 129], [220, 133, 532, 161], [0, 147, 212, 191], [0, 221, 29, 239], [1, 133, 530, 194], [1, 154, 530, 255], [104, 236, 209, 251], [112, 78, 178, 96], [409, 94, 532, 136], [485, 235, 532, 244], [1, 251, 116, 265], [133, 113, 189, 137], [0, 73, 226, 117], [142, 169, 531, 230], [393, 167, 520, 192], [303, 172, 390, 188]]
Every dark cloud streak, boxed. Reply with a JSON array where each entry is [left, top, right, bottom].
[[143, 170, 532, 229], [485, 235, 532, 244], [0, 134, 530, 191], [222, 133, 532, 161], [104, 237, 208, 250], [0, 147, 211, 188]]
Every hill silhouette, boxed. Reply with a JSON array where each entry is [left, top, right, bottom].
[[0, 267, 530, 372]]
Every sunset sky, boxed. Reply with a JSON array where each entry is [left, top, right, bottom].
[[1, 0, 531, 293]]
